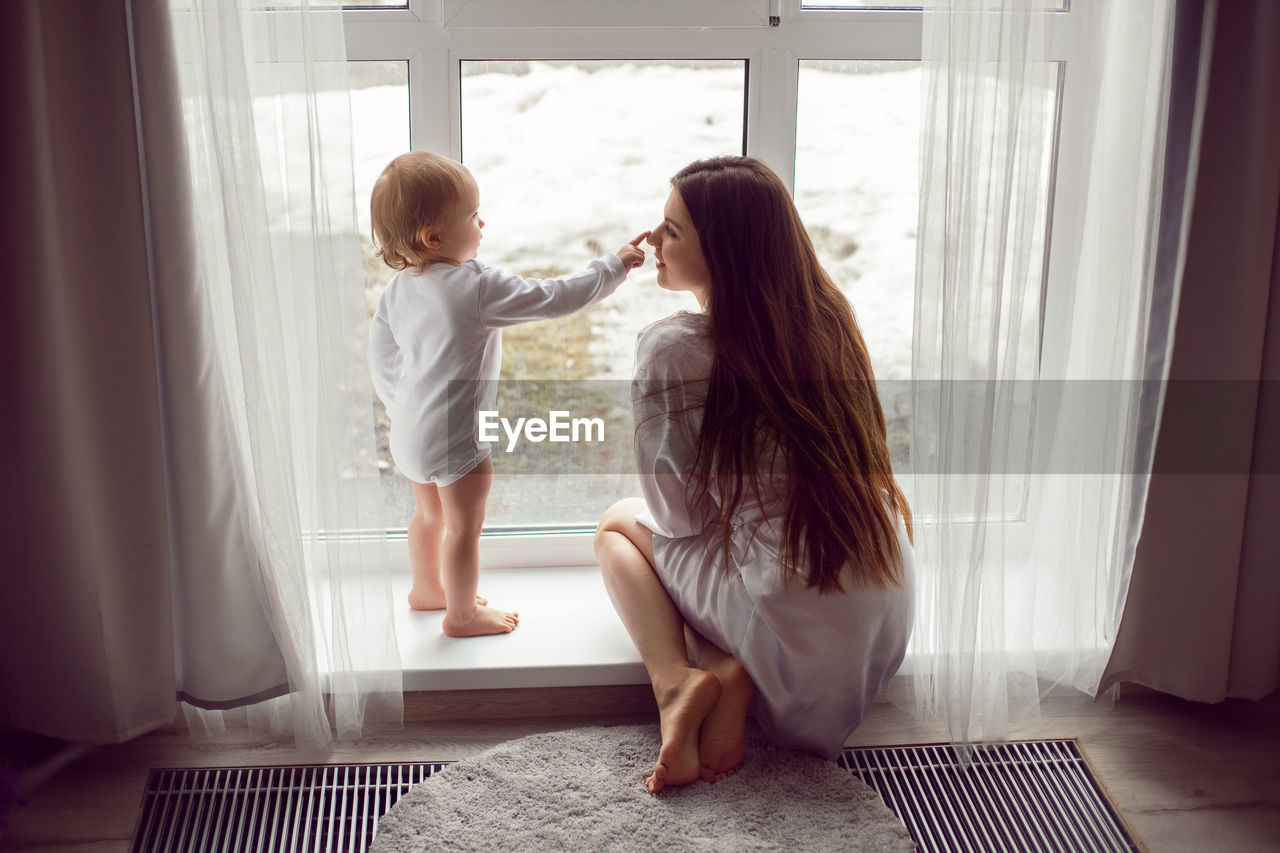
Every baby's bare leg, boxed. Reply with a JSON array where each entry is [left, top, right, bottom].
[[407, 480, 487, 611], [437, 458, 518, 637]]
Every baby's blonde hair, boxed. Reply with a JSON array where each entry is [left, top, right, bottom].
[[371, 152, 474, 271]]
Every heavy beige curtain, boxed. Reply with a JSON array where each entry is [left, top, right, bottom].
[[1, 0, 402, 745], [1100, 0, 1280, 702], [0, 0, 287, 742]]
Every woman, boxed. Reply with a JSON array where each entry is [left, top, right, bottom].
[[595, 156, 914, 795]]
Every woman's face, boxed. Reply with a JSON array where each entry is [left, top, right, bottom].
[[648, 188, 710, 307]]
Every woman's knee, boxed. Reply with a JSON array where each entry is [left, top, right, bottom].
[[596, 499, 633, 533], [594, 498, 644, 550]]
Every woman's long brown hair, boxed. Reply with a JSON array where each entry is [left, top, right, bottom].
[[672, 156, 912, 592]]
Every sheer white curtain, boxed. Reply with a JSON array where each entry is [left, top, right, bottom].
[[168, 0, 402, 744], [909, 0, 1210, 743]]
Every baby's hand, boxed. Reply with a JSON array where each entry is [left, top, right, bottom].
[[616, 232, 651, 270]]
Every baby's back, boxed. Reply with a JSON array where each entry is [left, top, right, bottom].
[[376, 261, 501, 483]]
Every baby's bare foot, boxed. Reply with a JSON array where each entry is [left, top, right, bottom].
[[408, 587, 488, 611], [441, 604, 519, 637], [698, 657, 754, 783], [646, 668, 720, 794]]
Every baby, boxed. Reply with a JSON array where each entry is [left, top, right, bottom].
[[369, 151, 647, 637]]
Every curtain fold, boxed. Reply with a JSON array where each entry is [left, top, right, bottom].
[[2, 0, 184, 743], [1100, 0, 1280, 703], [0, 0, 401, 747], [908, 0, 1209, 744]]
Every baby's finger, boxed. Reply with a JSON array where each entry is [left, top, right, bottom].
[[629, 231, 652, 247]]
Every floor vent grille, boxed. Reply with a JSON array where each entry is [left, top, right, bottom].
[[131, 762, 448, 853], [840, 738, 1139, 852], [133, 739, 1137, 852]]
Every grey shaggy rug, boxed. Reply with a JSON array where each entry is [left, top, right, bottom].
[[371, 724, 917, 852]]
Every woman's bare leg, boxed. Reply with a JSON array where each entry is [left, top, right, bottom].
[[596, 499, 719, 794], [684, 625, 755, 783], [437, 457, 518, 637]]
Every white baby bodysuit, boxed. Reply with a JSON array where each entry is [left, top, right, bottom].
[[369, 254, 627, 485]]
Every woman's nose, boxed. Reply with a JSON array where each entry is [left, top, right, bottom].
[[647, 227, 661, 247]]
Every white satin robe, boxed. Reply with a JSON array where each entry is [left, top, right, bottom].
[[632, 312, 915, 759]]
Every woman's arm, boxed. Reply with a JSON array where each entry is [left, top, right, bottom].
[[632, 318, 717, 539]]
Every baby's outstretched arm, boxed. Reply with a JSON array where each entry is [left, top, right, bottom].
[[617, 231, 651, 269], [478, 234, 650, 327]]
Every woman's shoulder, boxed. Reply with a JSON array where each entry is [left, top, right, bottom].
[[636, 311, 709, 354], [634, 311, 712, 378]]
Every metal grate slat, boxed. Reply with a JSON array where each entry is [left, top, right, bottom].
[[973, 743, 1038, 851], [987, 743, 1064, 850], [1026, 740, 1101, 852], [132, 743, 1135, 853], [1043, 740, 1131, 851], [321, 766, 337, 853], [924, 744, 986, 851], [886, 747, 949, 852], [866, 748, 934, 851], [174, 769, 202, 853], [963, 746, 1019, 851], [842, 739, 1139, 853], [198, 769, 227, 853], [947, 746, 1004, 851], [999, 742, 1080, 849], [879, 746, 946, 851]]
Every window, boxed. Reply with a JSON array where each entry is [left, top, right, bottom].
[[795, 59, 920, 466], [344, 0, 1076, 549]]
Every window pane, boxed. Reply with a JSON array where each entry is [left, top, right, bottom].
[[795, 60, 920, 481], [795, 59, 1059, 499], [343, 1, 408, 8], [348, 61, 411, 521], [461, 59, 746, 529]]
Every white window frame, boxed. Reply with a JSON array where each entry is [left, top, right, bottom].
[[344, 0, 1091, 568]]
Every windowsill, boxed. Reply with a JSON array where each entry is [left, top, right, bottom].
[[357, 553, 1090, 694], [386, 565, 647, 691]]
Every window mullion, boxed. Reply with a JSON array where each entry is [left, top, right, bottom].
[[750, 46, 800, 193], [410, 0, 440, 25], [408, 48, 455, 156]]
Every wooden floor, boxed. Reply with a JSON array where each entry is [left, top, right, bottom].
[[1, 686, 1277, 852]]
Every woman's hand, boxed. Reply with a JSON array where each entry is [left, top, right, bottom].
[[617, 231, 652, 269]]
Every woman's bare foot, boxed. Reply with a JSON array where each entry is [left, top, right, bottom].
[[697, 656, 754, 783], [646, 668, 721, 794], [441, 604, 518, 637], [408, 586, 488, 611]]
